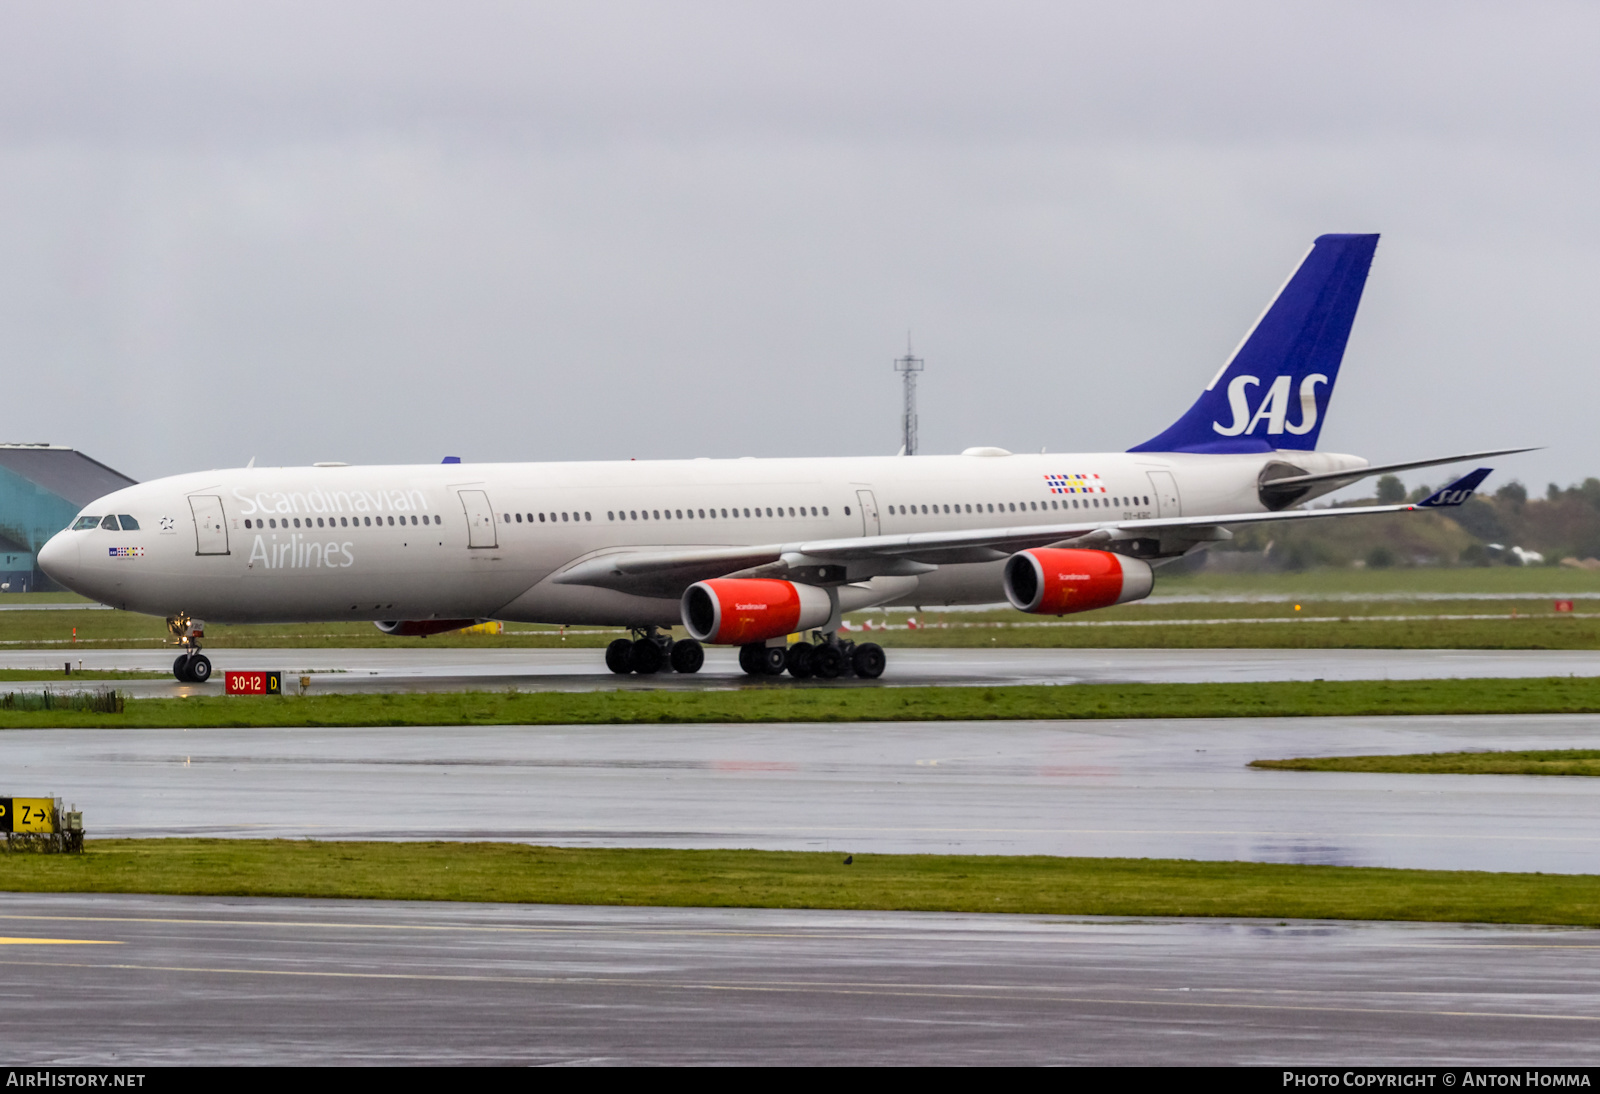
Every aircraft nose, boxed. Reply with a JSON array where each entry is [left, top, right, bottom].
[[37, 530, 80, 589]]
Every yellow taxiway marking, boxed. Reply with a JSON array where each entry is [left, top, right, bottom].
[[0, 937, 121, 945]]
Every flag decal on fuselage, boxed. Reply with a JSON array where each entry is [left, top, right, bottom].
[[1045, 474, 1107, 495]]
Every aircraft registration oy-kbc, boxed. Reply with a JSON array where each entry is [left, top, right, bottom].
[[39, 233, 1527, 684]]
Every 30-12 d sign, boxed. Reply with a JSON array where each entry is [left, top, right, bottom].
[[225, 671, 281, 696]]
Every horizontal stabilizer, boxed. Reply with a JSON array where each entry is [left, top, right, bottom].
[[1414, 468, 1492, 508], [1259, 447, 1535, 492]]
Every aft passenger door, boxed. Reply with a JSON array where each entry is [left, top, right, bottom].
[[1147, 471, 1182, 518], [189, 496, 229, 555], [458, 489, 499, 548], [856, 489, 881, 535]]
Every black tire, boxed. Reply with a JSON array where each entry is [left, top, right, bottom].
[[851, 642, 886, 679], [669, 639, 704, 674], [786, 642, 815, 679], [173, 655, 193, 683], [738, 644, 766, 676], [605, 638, 634, 674], [188, 654, 212, 683], [813, 644, 845, 679], [761, 646, 788, 675], [631, 637, 664, 675]]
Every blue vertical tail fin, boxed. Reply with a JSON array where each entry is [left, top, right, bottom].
[[1129, 233, 1379, 454]]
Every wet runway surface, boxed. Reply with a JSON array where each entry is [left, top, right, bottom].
[[10, 646, 1600, 695], [13, 714, 1600, 872], [4, 892, 1599, 1065]]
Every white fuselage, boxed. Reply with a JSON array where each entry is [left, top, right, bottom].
[[38, 449, 1365, 627]]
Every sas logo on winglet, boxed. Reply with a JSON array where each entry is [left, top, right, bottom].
[[1212, 374, 1329, 437], [1415, 469, 1493, 509]]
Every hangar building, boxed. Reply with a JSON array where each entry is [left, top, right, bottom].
[[0, 444, 137, 592]]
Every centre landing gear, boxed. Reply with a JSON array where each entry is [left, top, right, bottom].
[[166, 614, 212, 683], [606, 628, 703, 675], [669, 639, 705, 674], [738, 644, 787, 676]]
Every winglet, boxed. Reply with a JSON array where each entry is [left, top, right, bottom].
[[1414, 468, 1492, 508]]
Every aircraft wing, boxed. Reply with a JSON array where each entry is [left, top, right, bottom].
[[550, 468, 1492, 597]]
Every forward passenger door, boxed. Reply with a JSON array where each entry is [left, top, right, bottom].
[[458, 489, 499, 549], [189, 496, 229, 555]]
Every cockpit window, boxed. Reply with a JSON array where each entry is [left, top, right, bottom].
[[117, 515, 139, 530], [100, 515, 120, 531], [72, 516, 101, 531]]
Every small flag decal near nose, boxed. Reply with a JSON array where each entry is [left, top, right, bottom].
[[108, 547, 144, 557]]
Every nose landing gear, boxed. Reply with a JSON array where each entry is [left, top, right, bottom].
[[166, 615, 213, 683], [173, 652, 212, 683]]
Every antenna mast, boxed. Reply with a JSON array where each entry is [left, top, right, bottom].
[[894, 340, 924, 456]]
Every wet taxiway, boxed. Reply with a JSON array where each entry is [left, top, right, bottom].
[[11, 714, 1600, 872], [4, 892, 1599, 1065], [8, 646, 1600, 695]]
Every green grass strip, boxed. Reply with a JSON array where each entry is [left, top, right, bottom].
[[5, 676, 1600, 728], [4, 840, 1599, 926], [1253, 749, 1600, 776]]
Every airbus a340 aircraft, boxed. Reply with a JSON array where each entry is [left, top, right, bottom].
[[38, 233, 1523, 684]]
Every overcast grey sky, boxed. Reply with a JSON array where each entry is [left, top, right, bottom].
[[1, 2, 1595, 492]]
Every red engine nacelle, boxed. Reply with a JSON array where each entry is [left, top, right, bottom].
[[374, 619, 482, 637], [681, 578, 833, 645], [1002, 548, 1154, 615]]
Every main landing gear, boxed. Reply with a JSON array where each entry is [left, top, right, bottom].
[[166, 614, 212, 683], [606, 628, 705, 675], [603, 627, 886, 680], [742, 636, 886, 681]]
